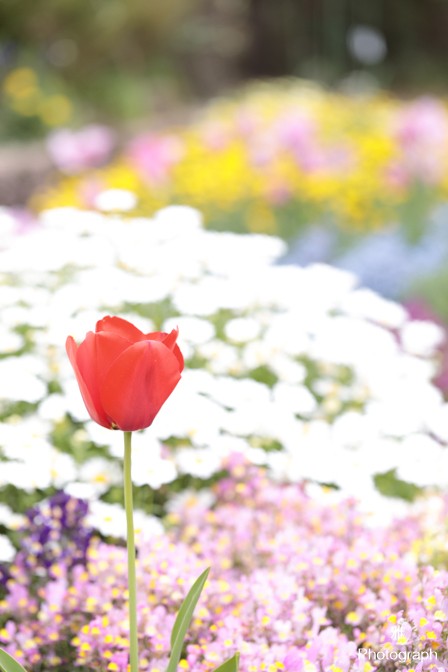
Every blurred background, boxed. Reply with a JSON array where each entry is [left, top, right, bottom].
[[2, 0, 448, 133], [3, 0, 448, 353]]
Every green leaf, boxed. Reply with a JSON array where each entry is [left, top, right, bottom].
[[0, 648, 28, 672], [210, 652, 240, 672], [165, 567, 210, 672]]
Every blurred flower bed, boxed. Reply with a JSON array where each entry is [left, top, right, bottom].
[[0, 203, 448, 559], [282, 201, 448, 329], [33, 81, 448, 240], [2, 459, 448, 672], [29, 81, 448, 329]]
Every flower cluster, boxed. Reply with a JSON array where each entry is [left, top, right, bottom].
[[0, 204, 447, 557], [46, 126, 115, 174], [1, 457, 448, 672], [0, 492, 93, 593], [34, 83, 448, 234], [17, 491, 93, 572]]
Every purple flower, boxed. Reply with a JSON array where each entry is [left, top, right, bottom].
[[18, 491, 93, 571]]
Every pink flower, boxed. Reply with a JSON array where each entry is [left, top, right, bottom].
[[390, 97, 448, 185], [127, 134, 183, 183], [282, 648, 304, 671], [396, 98, 448, 147], [46, 125, 115, 174], [276, 113, 352, 173]]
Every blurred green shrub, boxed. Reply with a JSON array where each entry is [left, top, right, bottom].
[[0, 0, 202, 137]]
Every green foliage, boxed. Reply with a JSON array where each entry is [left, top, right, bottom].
[[0, 484, 56, 514], [165, 568, 210, 672], [248, 366, 278, 388], [374, 469, 422, 502], [0, 401, 39, 423], [410, 269, 448, 324], [0, 647, 28, 672], [0, 0, 200, 137], [0, 0, 199, 75], [211, 653, 240, 672], [397, 182, 439, 245]]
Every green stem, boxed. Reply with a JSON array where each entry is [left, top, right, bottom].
[[124, 431, 138, 672]]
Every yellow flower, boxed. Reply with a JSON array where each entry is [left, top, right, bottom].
[[3, 68, 37, 98], [39, 95, 72, 126]]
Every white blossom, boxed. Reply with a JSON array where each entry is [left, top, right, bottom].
[[0, 535, 15, 562], [163, 316, 215, 344], [224, 317, 261, 342], [78, 458, 122, 495], [0, 503, 25, 529], [94, 189, 138, 212], [0, 203, 446, 522], [400, 320, 445, 357], [175, 447, 222, 479]]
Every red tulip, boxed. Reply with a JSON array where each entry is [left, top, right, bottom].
[[66, 316, 183, 431]]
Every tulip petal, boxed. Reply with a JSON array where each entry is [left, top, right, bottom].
[[100, 340, 182, 431], [146, 331, 169, 340], [66, 336, 111, 428], [78, 331, 132, 386], [162, 328, 184, 372], [161, 327, 178, 350], [96, 315, 146, 343], [146, 329, 184, 372], [76, 331, 133, 424]]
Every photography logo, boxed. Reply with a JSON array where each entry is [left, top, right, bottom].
[[357, 617, 440, 665], [391, 621, 406, 644]]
